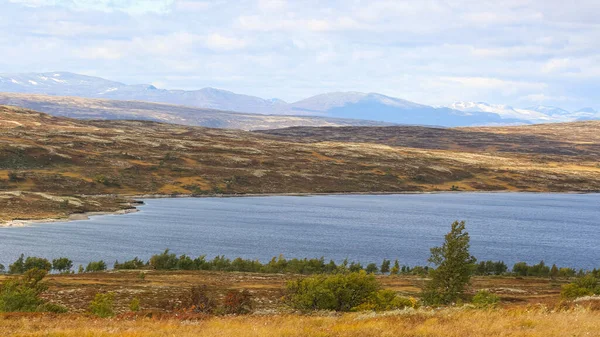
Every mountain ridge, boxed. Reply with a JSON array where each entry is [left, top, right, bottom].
[[1, 71, 598, 126]]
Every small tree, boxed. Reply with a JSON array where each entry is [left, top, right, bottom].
[[0, 264, 5, 274], [550, 264, 559, 279], [52, 258, 73, 273], [390, 260, 400, 275], [380, 259, 391, 274], [422, 221, 476, 305], [85, 260, 107, 273], [9, 254, 26, 274], [24, 257, 52, 272], [365, 263, 379, 274]]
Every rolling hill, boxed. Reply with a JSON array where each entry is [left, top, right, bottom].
[[1, 105, 599, 223]]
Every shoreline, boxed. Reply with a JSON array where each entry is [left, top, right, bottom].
[[129, 189, 597, 199], [1, 190, 597, 228], [0, 208, 139, 228]]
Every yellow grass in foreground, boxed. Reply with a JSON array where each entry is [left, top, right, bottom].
[[2, 308, 600, 337]]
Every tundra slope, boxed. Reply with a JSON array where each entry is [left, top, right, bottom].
[[1, 105, 600, 222]]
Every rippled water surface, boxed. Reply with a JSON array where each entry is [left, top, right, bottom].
[[1, 193, 599, 269]]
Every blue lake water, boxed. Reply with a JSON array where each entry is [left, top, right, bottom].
[[0, 193, 599, 270]]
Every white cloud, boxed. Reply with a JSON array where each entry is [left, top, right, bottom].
[[204, 33, 249, 51], [9, 0, 175, 14], [257, 0, 286, 12]]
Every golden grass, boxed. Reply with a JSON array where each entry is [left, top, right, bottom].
[[2, 308, 600, 337]]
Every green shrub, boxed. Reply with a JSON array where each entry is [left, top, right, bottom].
[[114, 257, 146, 270], [89, 292, 115, 318], [85, 260, 107, 272], [149, 249, 178, 270], [286, 271, 380, 312], [353, 289, 416, 311], [129, 297, 140, 312], [561, 275, 600, 300], [0, 269, 48, 312], [8, 255, 26, 274], [472, 290, 500, 308]]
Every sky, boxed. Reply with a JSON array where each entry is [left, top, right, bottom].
[[1, 0, 599, 109]]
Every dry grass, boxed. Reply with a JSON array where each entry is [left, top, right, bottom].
[[2, 308, 600, 336]]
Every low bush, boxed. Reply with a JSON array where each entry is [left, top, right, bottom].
[[182, 286, 216, 314], [472, 290, 500, 308], [89, 292, 115, 318], [223, 290, 253, 314], [561, 275, 600, 300], [129, 298, 140, 312], [285, 271, 380, 312]]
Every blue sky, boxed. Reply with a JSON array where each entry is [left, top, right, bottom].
[[1, 0, 599, 109]]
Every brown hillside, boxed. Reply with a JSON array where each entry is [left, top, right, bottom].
[[1, 105, 599, 222]]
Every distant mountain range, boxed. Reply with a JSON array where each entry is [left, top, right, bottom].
[[0, 93, 394, 131], [1, 71, 598, 127], [448, 102, 599, 123]]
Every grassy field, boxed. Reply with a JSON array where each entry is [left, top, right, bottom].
[[0, 270, 572, 314], [2, 308, 600, 337], [1, 105, 600, 223], [0, 270, 598, 336]]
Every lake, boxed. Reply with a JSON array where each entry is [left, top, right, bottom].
[[0, 193, 599, 270]]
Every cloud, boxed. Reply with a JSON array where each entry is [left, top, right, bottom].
[[8, 0, 175, 14], [204, 33, 249, 51], [2, 0, 600, 110]]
